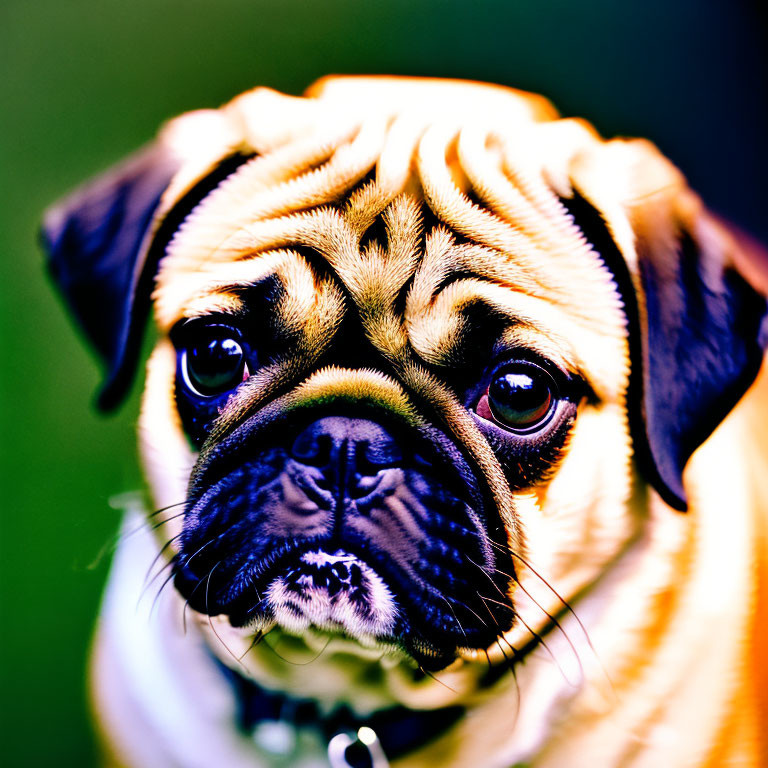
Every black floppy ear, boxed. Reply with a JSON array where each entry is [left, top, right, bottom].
[[42, 111, 251, 410], [628, 192, 768, 510], [42, 144, 182, 410], [568, 142, 768, 510]]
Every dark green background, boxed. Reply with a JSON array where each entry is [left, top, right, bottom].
[[1, 1, 765, 765]]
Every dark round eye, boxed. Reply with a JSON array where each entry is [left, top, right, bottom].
[[181, 332, 247, 398], [484, 363, 556, 432]]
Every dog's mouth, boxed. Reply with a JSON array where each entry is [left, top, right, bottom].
[[174, 518, 514, 669], [261, 549, 398, 639], [172, 413, 518, 670]]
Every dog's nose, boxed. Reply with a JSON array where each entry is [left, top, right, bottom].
[[290, 417, 402, 498]]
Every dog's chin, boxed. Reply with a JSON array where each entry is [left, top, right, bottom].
[[191, 600, 494, 716], [194, 540, 469, 672], [175, 528, 513, 672], [258, 549, 399, 642]]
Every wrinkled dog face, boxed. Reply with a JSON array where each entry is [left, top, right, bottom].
[[138, 80, 639, 697], [45, 77, 766, 714]]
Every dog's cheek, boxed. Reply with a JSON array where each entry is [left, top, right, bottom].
[[138, 340, 197, 540], [518, 401, 640, 613]]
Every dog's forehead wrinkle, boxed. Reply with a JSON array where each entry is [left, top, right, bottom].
[[163, 226, 620, 375], [186, 111, 382, 234], [168, 211, 599, 380], [159, 85, 626, 336], [458, 125, 582, 254]]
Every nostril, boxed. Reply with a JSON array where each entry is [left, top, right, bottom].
[[355, 440, 402, 475], [291, 431, 332, 467]]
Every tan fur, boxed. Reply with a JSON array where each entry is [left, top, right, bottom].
[[88, 77, 768, 766]]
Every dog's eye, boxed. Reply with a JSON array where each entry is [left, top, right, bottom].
[[477, 362, 556, 432], [181, 331, 248, 398]]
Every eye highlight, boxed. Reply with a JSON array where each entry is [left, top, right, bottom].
[[180, 327, 248, 398], [476, 361, 557, 433]]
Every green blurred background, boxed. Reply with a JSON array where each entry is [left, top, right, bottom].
[[1, 1, 765, 765]]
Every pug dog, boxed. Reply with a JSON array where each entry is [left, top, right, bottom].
[[43, 77, 768, 767]]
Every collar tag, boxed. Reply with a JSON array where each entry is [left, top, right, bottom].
[[328, 727, 390, 768]]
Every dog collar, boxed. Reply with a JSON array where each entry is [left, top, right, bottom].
[[216, 659, 464, 767]]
